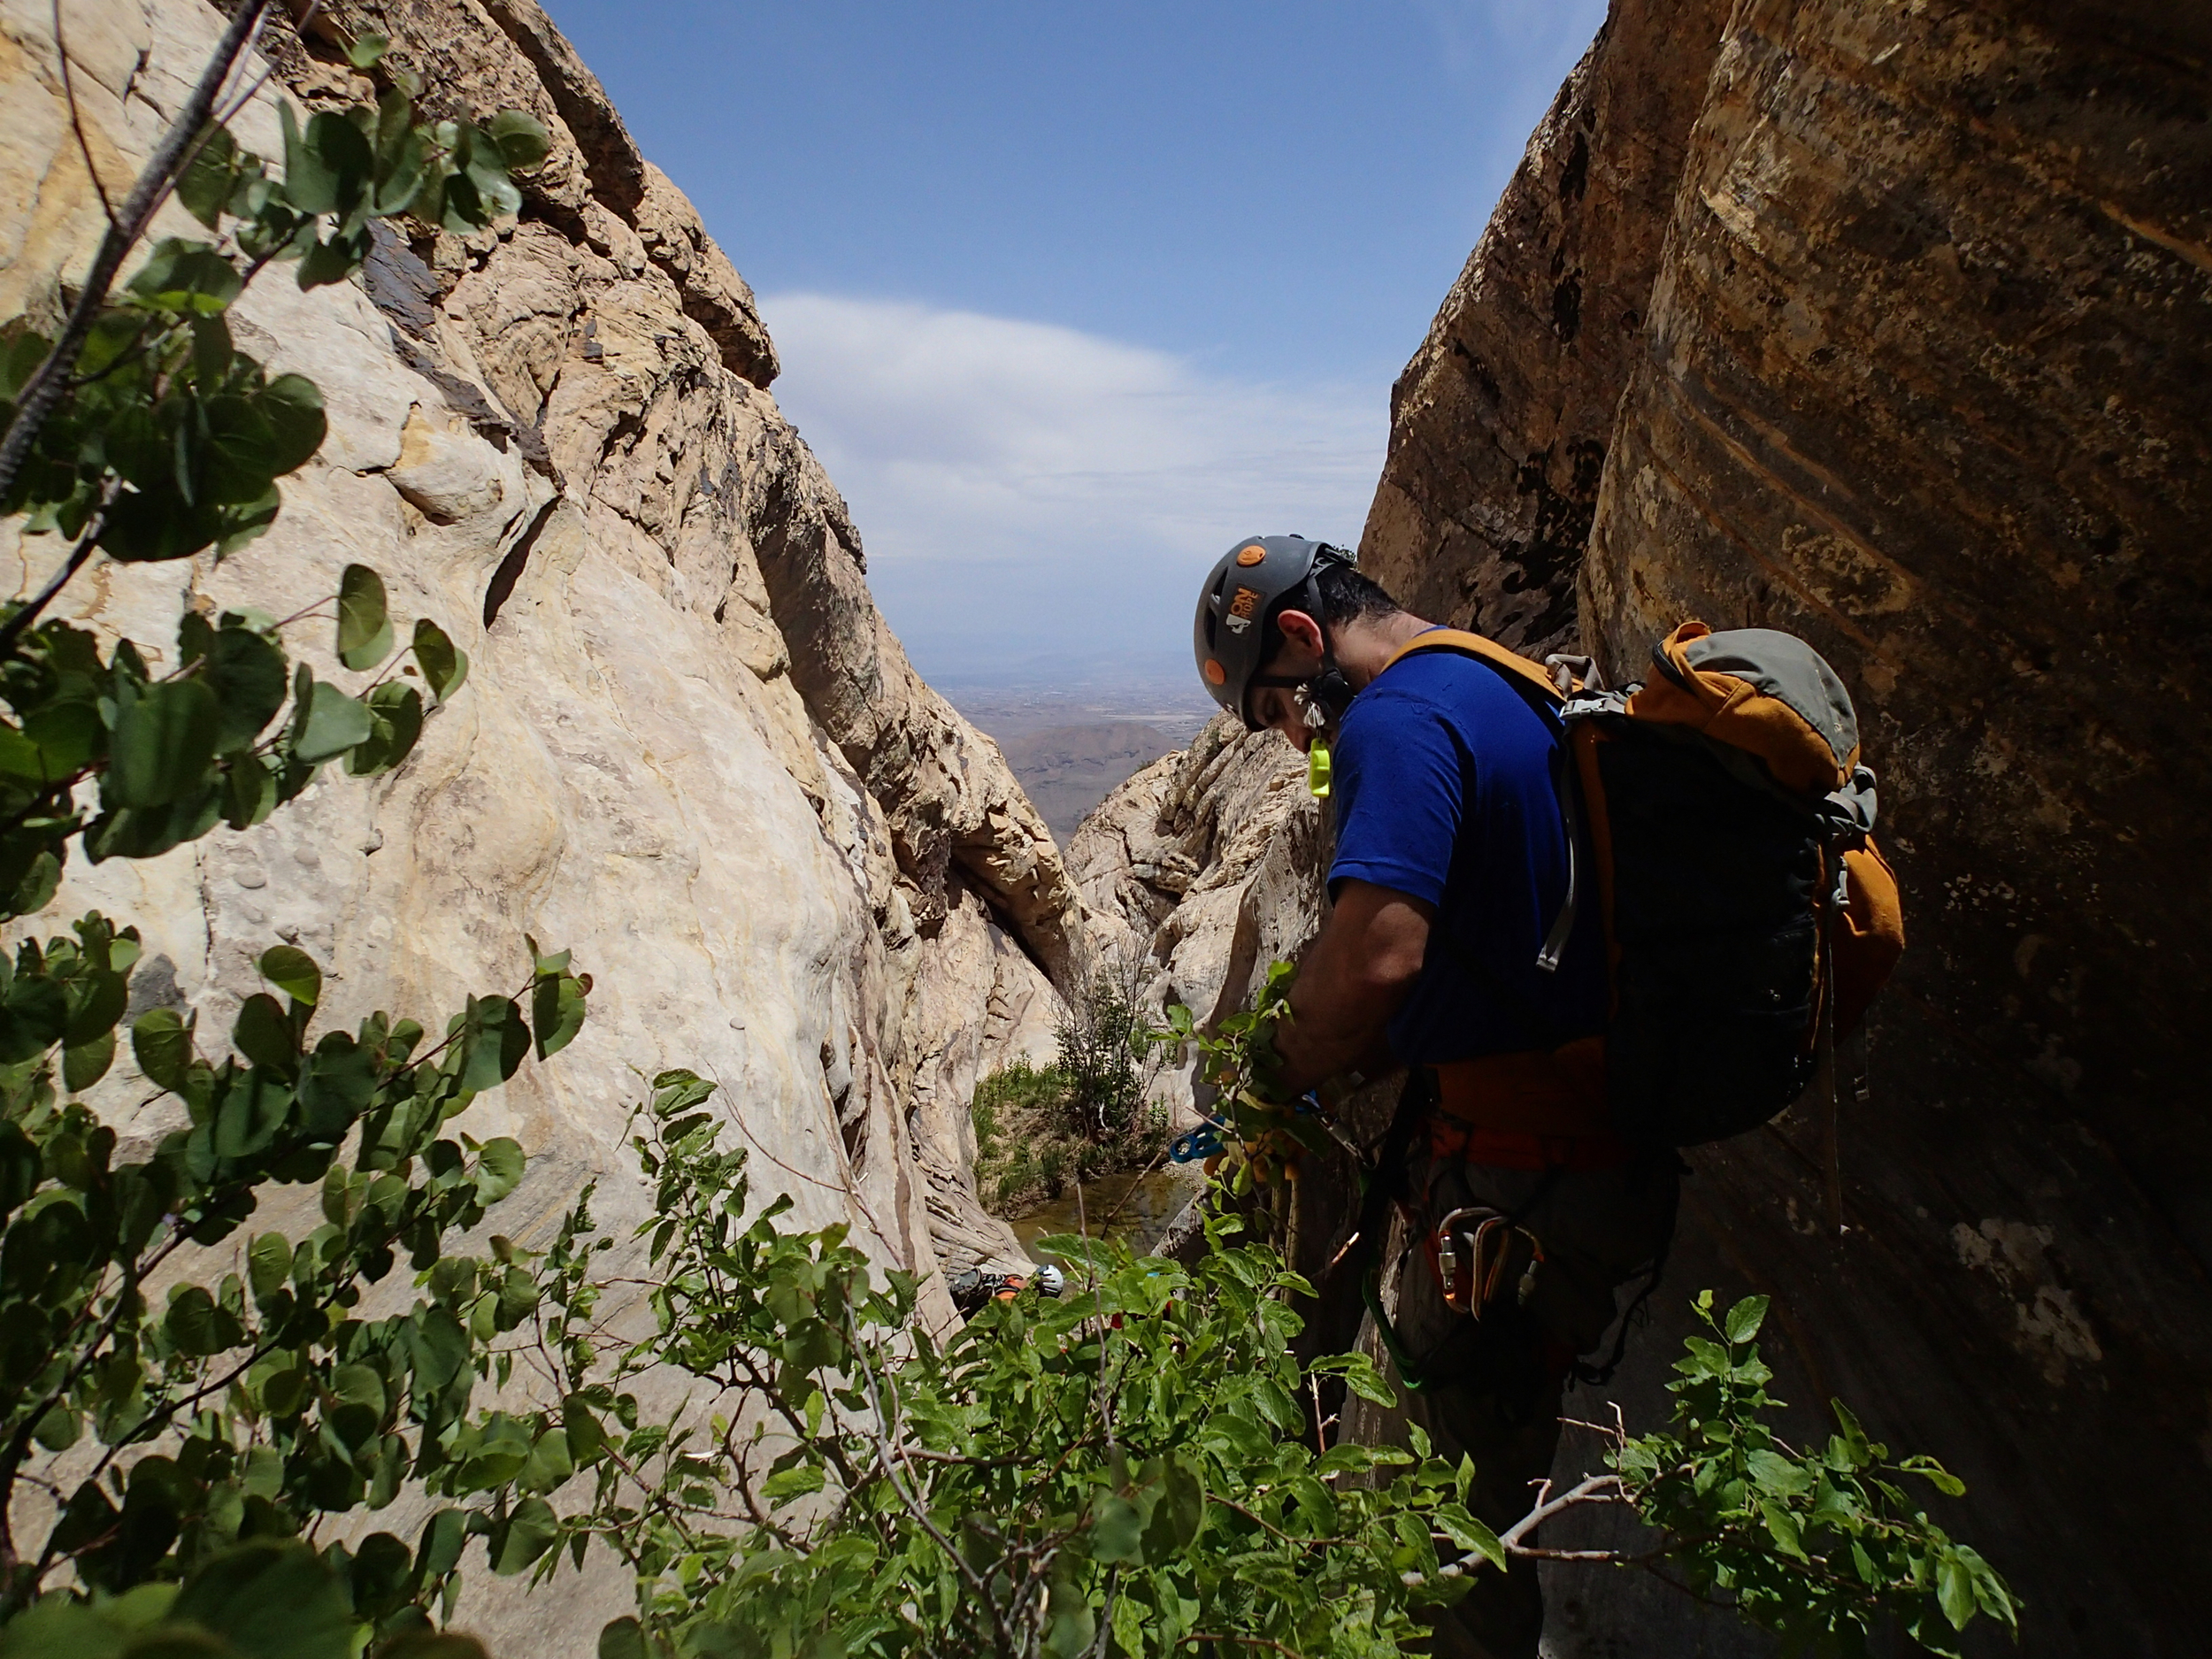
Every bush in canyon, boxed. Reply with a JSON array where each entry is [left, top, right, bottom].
[[510, 1089, 2016, 1659]]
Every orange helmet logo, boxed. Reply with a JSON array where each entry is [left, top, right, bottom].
[[1236, 544, 1266, 566], [1203, 658, 1227, 686]]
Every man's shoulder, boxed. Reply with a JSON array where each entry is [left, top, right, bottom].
[[1356, 647, 1548, 730]]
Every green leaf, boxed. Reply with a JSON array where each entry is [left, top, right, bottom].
[[127, 237, 243, 313], [259, 944, 321, 1007], [651, 1069, 716, 1117], [202, 623, 288, 751], [292, 678, 374, 763], [597, 1620, 648, 1659], [30, 1404, 81, 1453], [346, 31, 390, 68], [134, 1007, 195, 1090], [1724, 1294, 1770, 1344], [255, 374, 326, 474], [62, 1028, 115, 1092], [488, 110, 551, 171], [280, 106, 372, 219], [474, 1137, 525, 1204], [532, 971, 586, 1060], [336, 563, 394, 671], [63, 967, 127, 1046], [1746, 1448, 1816, 1497], [383, 1638, 490, 1659], [169, 1539, 354, 1659], [224, 754, 278, 830], [490, 1495, 557, 1575], [457, 996, 528, 1093], [106, 678, 219, 809], [0, 970, 69, 1063], [1937, 1553, 1975, 1631], [761, 1463, 825, 1507], [411, 618, 468, 703], [233, 992, 298, 1075], [297, 1034, 376, 1136], [1901, 1454, 1968, 1498], [521, 1426, 574, 1493], [345, 681, 423, 776], [3, 850, 60, 919], [248, 1232, 291, 1301], [200, 392, 280, 504], [1434, 1504, 1507, 1571], [177, 125, 242, 228], [1089, 1493, 1146, 1564], [165, 1285, 226, 1355], [212, 1067, 293, 1159]]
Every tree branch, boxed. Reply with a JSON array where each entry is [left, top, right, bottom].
[[0, 0, 274, 511]]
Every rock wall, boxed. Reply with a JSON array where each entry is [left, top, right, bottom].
[[1083, 0, 2211, 1650], [0, 0, 1080, 1367]]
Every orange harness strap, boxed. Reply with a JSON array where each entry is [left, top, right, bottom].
[[1422, 1036, 1632, 1171]]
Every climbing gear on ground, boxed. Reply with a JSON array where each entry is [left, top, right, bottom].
[[1382, 621, 1906, 1148], [947, 1266, 1065, 1315], [1192, 535, 1358, 730]]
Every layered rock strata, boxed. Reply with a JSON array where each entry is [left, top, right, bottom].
[[0, 0, 1080, 1367], [1081, 0, 2212, 1650]]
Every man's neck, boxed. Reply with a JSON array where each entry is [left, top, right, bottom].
[[1332, 611, 1440, 692]]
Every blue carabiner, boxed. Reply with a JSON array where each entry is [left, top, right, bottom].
[[1170, 1116, 1227, 1164]]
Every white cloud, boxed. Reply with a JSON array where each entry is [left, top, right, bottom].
[[757, 293, 1386, 680]]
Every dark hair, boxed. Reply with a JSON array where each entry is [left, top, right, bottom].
[[1257, 555, 1402, 672], [1314, 560, 1402, 626]]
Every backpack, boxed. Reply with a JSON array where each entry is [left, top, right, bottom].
[[1390, 620, 1905, 1148]]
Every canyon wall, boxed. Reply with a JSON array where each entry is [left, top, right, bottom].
[[0, 0, 1081, 1420], [1085, 0, 2210, 1650]]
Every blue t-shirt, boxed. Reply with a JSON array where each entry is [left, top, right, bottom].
[[1327, 646, 1607, 1065]]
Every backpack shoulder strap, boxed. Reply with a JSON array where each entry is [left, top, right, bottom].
[[1382, 628, 1564, 710], [1381, 628, 1585, 974]]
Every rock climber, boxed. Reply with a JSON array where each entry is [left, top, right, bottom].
[[1191, 535, 1679, 1659]]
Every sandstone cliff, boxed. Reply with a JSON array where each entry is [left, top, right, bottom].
[[1079, 0, 2210, 1650], [0, 0, 1082, 1361]]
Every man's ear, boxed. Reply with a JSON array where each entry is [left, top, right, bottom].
[[1274, 609, 1325, 658]]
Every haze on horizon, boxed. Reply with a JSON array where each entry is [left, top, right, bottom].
[[542, 1, 1610, 687]]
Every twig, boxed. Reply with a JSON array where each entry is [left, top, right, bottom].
[[1496, 1472, 1628, 1554], [718, 1065, 895, 1254], [52, 0, 119, 227], [0, 498, 109, 657], [1094, 1138, 1169, 1235], [0, 0, 273, 520]]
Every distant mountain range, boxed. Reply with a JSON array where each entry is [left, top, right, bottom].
[[987, 721, 1180, 843]]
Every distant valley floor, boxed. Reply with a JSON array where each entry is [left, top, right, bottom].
[[949, 681, 1214, 845]]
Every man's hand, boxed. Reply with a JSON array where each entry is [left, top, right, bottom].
[[1273, 879, 1432, 1096]]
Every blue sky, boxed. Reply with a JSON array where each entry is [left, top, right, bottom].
[[542, 1, 1608, 685]]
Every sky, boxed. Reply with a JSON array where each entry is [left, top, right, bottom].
[[541, 1, 1609, 686]]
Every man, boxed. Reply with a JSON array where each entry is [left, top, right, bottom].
[[1193, 535, 1678, 1659]]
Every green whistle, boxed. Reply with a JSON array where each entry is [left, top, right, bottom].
[[1308, 742, 1332, 798]]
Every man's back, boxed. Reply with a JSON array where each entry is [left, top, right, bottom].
[[1328, 646, 1608, 1067]]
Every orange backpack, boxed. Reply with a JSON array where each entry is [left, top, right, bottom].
[[1392, 621, 1905, 1147]]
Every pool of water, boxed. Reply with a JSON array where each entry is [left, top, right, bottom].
[[1009, 1166, 1202, 1262]]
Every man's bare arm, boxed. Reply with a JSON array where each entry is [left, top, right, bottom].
[[1271, 879, 1432, 1096]]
